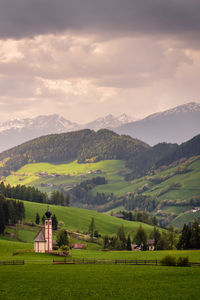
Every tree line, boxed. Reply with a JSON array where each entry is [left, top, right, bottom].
[[116, 210, 158, 226], [0, 195, 25, 234], [0, 182, 47, 203]]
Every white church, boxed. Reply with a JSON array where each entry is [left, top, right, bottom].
[[34, 208, 53, 253]]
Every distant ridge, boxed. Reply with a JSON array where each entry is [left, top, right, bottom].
[[115, 102, 200, 145], [0, 129, 149, 177], [0, 113, 134, 152], [0, 102, 199, 152]]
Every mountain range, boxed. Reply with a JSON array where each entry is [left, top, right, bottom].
[[115, 102, 200, 145], [0, 102, 199, 152]]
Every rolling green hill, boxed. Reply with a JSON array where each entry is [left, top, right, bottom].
[[0, 129, 149, 177], [1, 131, 200, 228], [22, 200, 155, 238], [4, 156, 200, 228]]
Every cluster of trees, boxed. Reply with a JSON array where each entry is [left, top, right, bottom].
[[177, 219, 200, 249], [160, 195, 200, 208], [103, 225, 132, 250], [0, 195, 25, 234], [50, 190, 70, 206], [0, 182, 47, 203], [132, 225, 176, 251], [87, 217, 101, 240], [103, 225, 177, 251], [117, 210, 158, 226], [35, 212, 58, 230], [70, 177, 107, 205], [124, 194, 158, 212]]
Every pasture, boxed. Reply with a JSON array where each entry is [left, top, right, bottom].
[[0, 263, 200, 299], [0, 238, 200, 299]]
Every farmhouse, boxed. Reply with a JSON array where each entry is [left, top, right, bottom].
[[34, 208, 52, 253]]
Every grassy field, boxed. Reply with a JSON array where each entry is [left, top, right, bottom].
[[4, 157, 200, 228], [0, 264, 200, 300], [171, 210, 200, 228], [6, 160, 129, 193], [0, 238, 200, 300], [5, 158, 200, 200]]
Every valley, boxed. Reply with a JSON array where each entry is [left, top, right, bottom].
[[4, 155, 200, 228]]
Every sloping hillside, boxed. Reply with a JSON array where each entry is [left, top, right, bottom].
[[0, 129, 149, 177], [22, 200, 156, 237]]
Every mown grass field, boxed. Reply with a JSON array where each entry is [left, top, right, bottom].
[[0, 264, 200, 300], [0, 238, 200, 300]]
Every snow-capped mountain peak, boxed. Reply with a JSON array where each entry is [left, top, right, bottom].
[[145, 102, 200, 121]]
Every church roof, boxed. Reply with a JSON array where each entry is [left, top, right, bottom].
[[34, 228, 46, 242]]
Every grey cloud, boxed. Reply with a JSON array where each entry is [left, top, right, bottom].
[[0, 0, 200, 39]]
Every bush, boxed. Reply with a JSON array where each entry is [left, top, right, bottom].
[[160, 255, 176, 266], [60, 245, 70, 252], [177, 257, 190, 267]]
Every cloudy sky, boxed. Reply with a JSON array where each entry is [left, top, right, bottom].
[[0, 0, 200, 123]]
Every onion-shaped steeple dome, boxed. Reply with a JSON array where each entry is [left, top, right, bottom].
[[45, 207, 52, 219]]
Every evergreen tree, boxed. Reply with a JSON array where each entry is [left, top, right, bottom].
[[0, 199, 5, 234], [117, 225, 126, 249], [151, 227, 161, 250], [56, 229, 69, 247], [126, 234, 132, 250], [42, 215, 45, 225], [177, 224, 192, 249], [134, 225, 147, 250], [190, 219, 200, 249], [103, 235, 110, 249], [88, 217, 95, 240], [35, 213, 40, 224], [52, 214, 58, 230]]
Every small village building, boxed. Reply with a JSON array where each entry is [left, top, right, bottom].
[[147, 239, 155, 251], [71, 244, 87, 249], [34, 208, 53, 253]]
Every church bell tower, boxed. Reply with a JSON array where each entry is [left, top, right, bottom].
[[45, 208, 52, 252]]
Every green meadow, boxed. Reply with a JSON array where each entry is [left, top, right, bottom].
[[0, 264, 200, 300], [4, 157, 200, 229], [0, 238, 200, 300], [5, 158, 200, 200], [22, 200, 155, 238]]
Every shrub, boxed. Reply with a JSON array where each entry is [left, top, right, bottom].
[[60, 245, 70, 252], [160, 255, 176, 266], [177, 257, 190, 267]]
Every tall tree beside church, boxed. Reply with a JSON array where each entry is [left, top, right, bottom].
[[35, 213, 40, 224], [56, 229, 69, 247], [52, 214, 58, 230]]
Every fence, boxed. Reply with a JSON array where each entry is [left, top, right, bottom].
[[53, 258, 160, 265], [0, 260, 24, 265]]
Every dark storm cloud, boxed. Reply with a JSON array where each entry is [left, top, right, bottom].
[[0, 0, 200, 39]]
